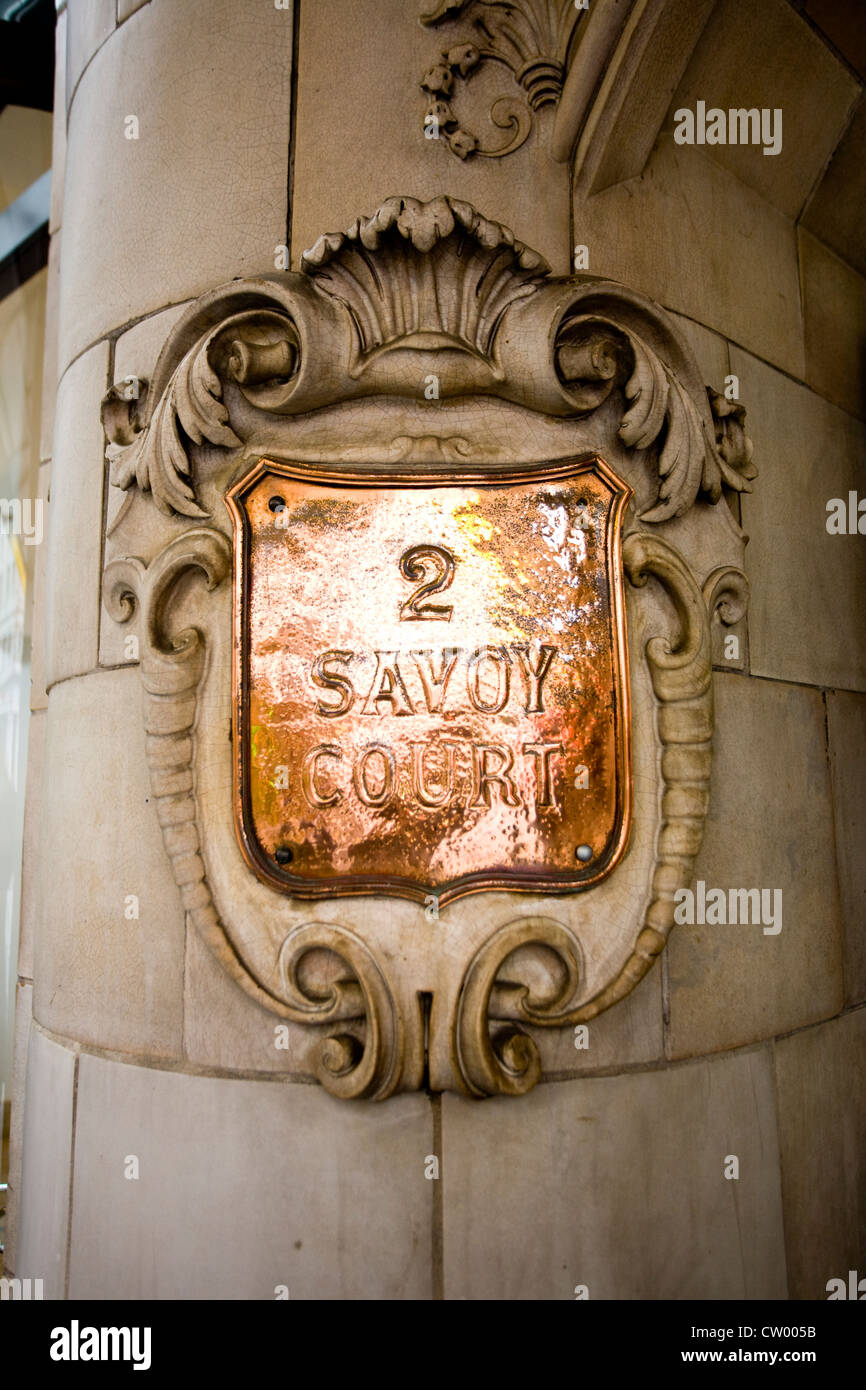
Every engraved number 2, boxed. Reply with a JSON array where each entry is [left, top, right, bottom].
[[399, 544, 455, 621]]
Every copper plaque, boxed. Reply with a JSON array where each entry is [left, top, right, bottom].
[[226, 457, 632, 905]]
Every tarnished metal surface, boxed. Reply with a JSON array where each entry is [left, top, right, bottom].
[[226, 457, 632, 905]]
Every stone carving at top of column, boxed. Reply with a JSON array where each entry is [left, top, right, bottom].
[[419, 0, 582, 157], [418, 0, 718, 185], [101, 194, 756, 1100]]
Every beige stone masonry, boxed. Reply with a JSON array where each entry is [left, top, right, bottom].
[[49, 8, 67, 236], [3, 982, 32, 1276], [775, 1008, 866, 1300], [801, 99, 866, 281], [33, 668, 186, 1058], [118, 0, 150, 23], [733, 346, 866, 691], [799, 228, 866, 423], [441, 1044, 787, 1299], [65, 0, 115, 113], [672, 0, 859, 219], [68, 1053, 434, 1299], [39, 233, 61, 466], [827, 690, 866, 1006], [16, 708, 45, 982], [574, 136, 805, 380], [29, 460, 51, 710], [667, 672, 844, 1058], [292, 0, 571, 273], [43, 341, 107, 688], [14, 1027, 76, 1299], [58, 0, 292, 376]]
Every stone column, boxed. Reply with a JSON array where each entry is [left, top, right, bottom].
[[7, 0, 865, 1304]]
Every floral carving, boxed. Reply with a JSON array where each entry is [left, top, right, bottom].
[[419, 0, 581, 158]]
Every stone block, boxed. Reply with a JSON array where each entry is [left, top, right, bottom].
[[14, 1027, 76, 1299], [43, 341, 107, 688], [525, 961, 664, 1079], [16, 708, 45, 982], [292, 0, 571, 274], [827, 690, 866, 1004], [69, 1054, 434, 1299], [39, 233, 61, 465], [672, 0, 858, 218], [799, 228, 866, 422], [33, 668, 186, 1059], [182, 921, 313, 1078], [58, 0, 292, 373], [801, 100, 866, 281], [49, 9, 67, 235], [441, 1046, 787, 1299], [667, 672, 844, 1058], [775, 1009, 866, 1299], [29, 460, 50, 711], [3, 982, 32, 1275], [732, 346, 866, 691], [118, 0, 150, 22], [575, 136, 805, 380], [66, 0, 115, 110]]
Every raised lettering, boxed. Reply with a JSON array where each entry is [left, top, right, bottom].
[[399, 544, 455, 621], [512, 644, 558, 713], [302, 744, 342, 807], [353, 744, 396, 807], [470, 743, 521, 807], [467, 647, 510, 714], [522, 742, 562, 806], [411, 648, 459, 713], [411, 740, 459, 808], [362, 651, 415, 716], [311, 650, 355, 717]]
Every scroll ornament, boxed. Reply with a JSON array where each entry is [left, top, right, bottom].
[[419, 0, 582, 158]]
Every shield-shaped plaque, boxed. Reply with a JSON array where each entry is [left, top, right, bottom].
[[226, 455, 632, 905]]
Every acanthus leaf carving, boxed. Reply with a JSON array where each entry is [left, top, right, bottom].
[[102, 196, 754, 530], [707, 387, 757, 491], [555, 309, 755, 520]]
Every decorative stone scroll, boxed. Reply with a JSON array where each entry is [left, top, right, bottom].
[[102, 195, 754, 1099], [419, 0, 582, 158]]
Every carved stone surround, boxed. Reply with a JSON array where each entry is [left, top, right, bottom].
[[102, 195, 754, 1100]]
